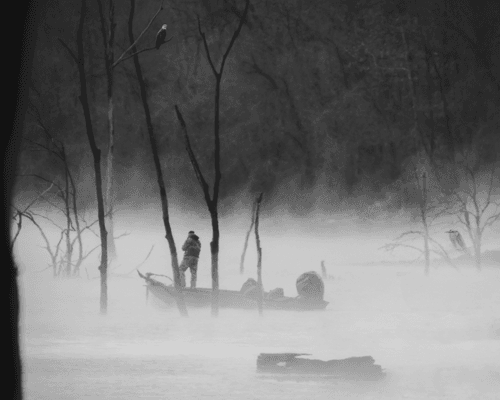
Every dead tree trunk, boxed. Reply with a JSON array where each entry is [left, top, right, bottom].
[[175, 0, 250, 317], [61, 146, 74, 277], [128, 0, 187, 316], [401, 27, 421, 155], [240, 199, 256, 274], [6, 44, 24, 397], [60, 0, 108, 313], [98, 1, 170, 265], [428, 47, 455, 157], [450, 162, 500, 272], [254, 192, 263, 316], [473, 233, 482, 270], [104, 95, 117, 261], [25, 98, 85, 277], [97, 0, 117, 261], [10, 210, 23, 255], [175, 106, 219, 315], [68, 168, 84, 276], [419, 172, 430, 276]]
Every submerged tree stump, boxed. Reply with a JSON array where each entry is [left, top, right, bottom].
[[257, 353, 385, 380]]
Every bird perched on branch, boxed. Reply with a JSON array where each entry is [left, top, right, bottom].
[[446, 230, 468, 253], [155, 24, 168, 50]]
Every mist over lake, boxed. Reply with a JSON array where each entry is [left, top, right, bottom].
[[15, 209, 500, 399]]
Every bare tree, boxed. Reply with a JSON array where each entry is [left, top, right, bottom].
[[174, 0, 250, 317], [11, 182, 103, 278], [59, 0, 108, 313], [417, 170, 430, 274], [239, 199, 256, 274], [381, 230, 457, 271], [445, 154, 500, 270], [254, 192, 263, 316], [96, 0, 118, 261], [10, 182, 54, 258], [128, 0, 187, 316], [24, 98, 86, 277], [381, 158, 456, 272], [55, 0, 167, 312], [96, 0, 169, 261]]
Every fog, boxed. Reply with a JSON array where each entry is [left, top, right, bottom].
[[15, 207, 500, 399]]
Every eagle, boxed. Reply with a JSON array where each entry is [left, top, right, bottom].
[[155, 24, 168, 50], [446, 230, 468, 253]]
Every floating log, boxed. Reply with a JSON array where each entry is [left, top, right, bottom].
[[257, 353, 385, 380]]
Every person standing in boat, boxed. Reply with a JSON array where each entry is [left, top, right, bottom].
[[179, 231, 201, 289]]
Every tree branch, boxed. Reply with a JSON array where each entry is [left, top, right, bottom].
[[197, 15, 218, 77], [393, 230, 424, 241], [96, 0, 108, 58], [10, 211, 23, 252], [19, 182, 55, 215], [21, 211, 59, 269], [174, 105, 212, 205], [113, 231, 130, 240], [483, 207, 500, 229], [483, 165, 498, 214], [112, 0, 165, 68], [219, 0, 251, 75], [23, 137, 64, 162], [244, 54, 279, 90], [380, 242, 424, 254], [58, 38, 78, 63], [114, 37, 173, 67], [124, 245, 155, 275], [81, 244, 101, 262]]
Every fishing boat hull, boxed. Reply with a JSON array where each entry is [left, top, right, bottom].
[[138, 271, 329, 311]]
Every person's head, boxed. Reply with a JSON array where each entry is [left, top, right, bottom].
[[188, 230, 195, 237]]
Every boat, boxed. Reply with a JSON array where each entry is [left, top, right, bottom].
[[137, 271, 329, 311], [256, 353, 385, 381]]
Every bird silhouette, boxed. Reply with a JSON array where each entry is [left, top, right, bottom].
[[446, 230, 468, 253], [155, 24, 168, 50]]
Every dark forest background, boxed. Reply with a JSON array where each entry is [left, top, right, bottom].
[[17, 0, 500, 217]]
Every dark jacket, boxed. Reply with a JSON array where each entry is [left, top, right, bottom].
[[182, 235, 201, 258]]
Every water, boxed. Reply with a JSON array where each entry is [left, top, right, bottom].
[[19, 262, 500, 399], [14, 210, 500, 399]]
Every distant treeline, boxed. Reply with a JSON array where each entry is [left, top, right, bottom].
[[19, 0, 500, 214]]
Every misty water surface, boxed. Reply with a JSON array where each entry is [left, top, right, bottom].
[[16, 210, 500, 399]]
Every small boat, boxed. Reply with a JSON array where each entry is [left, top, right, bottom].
[[257, 353, 385, 381], [137, 271, 329, 311]]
